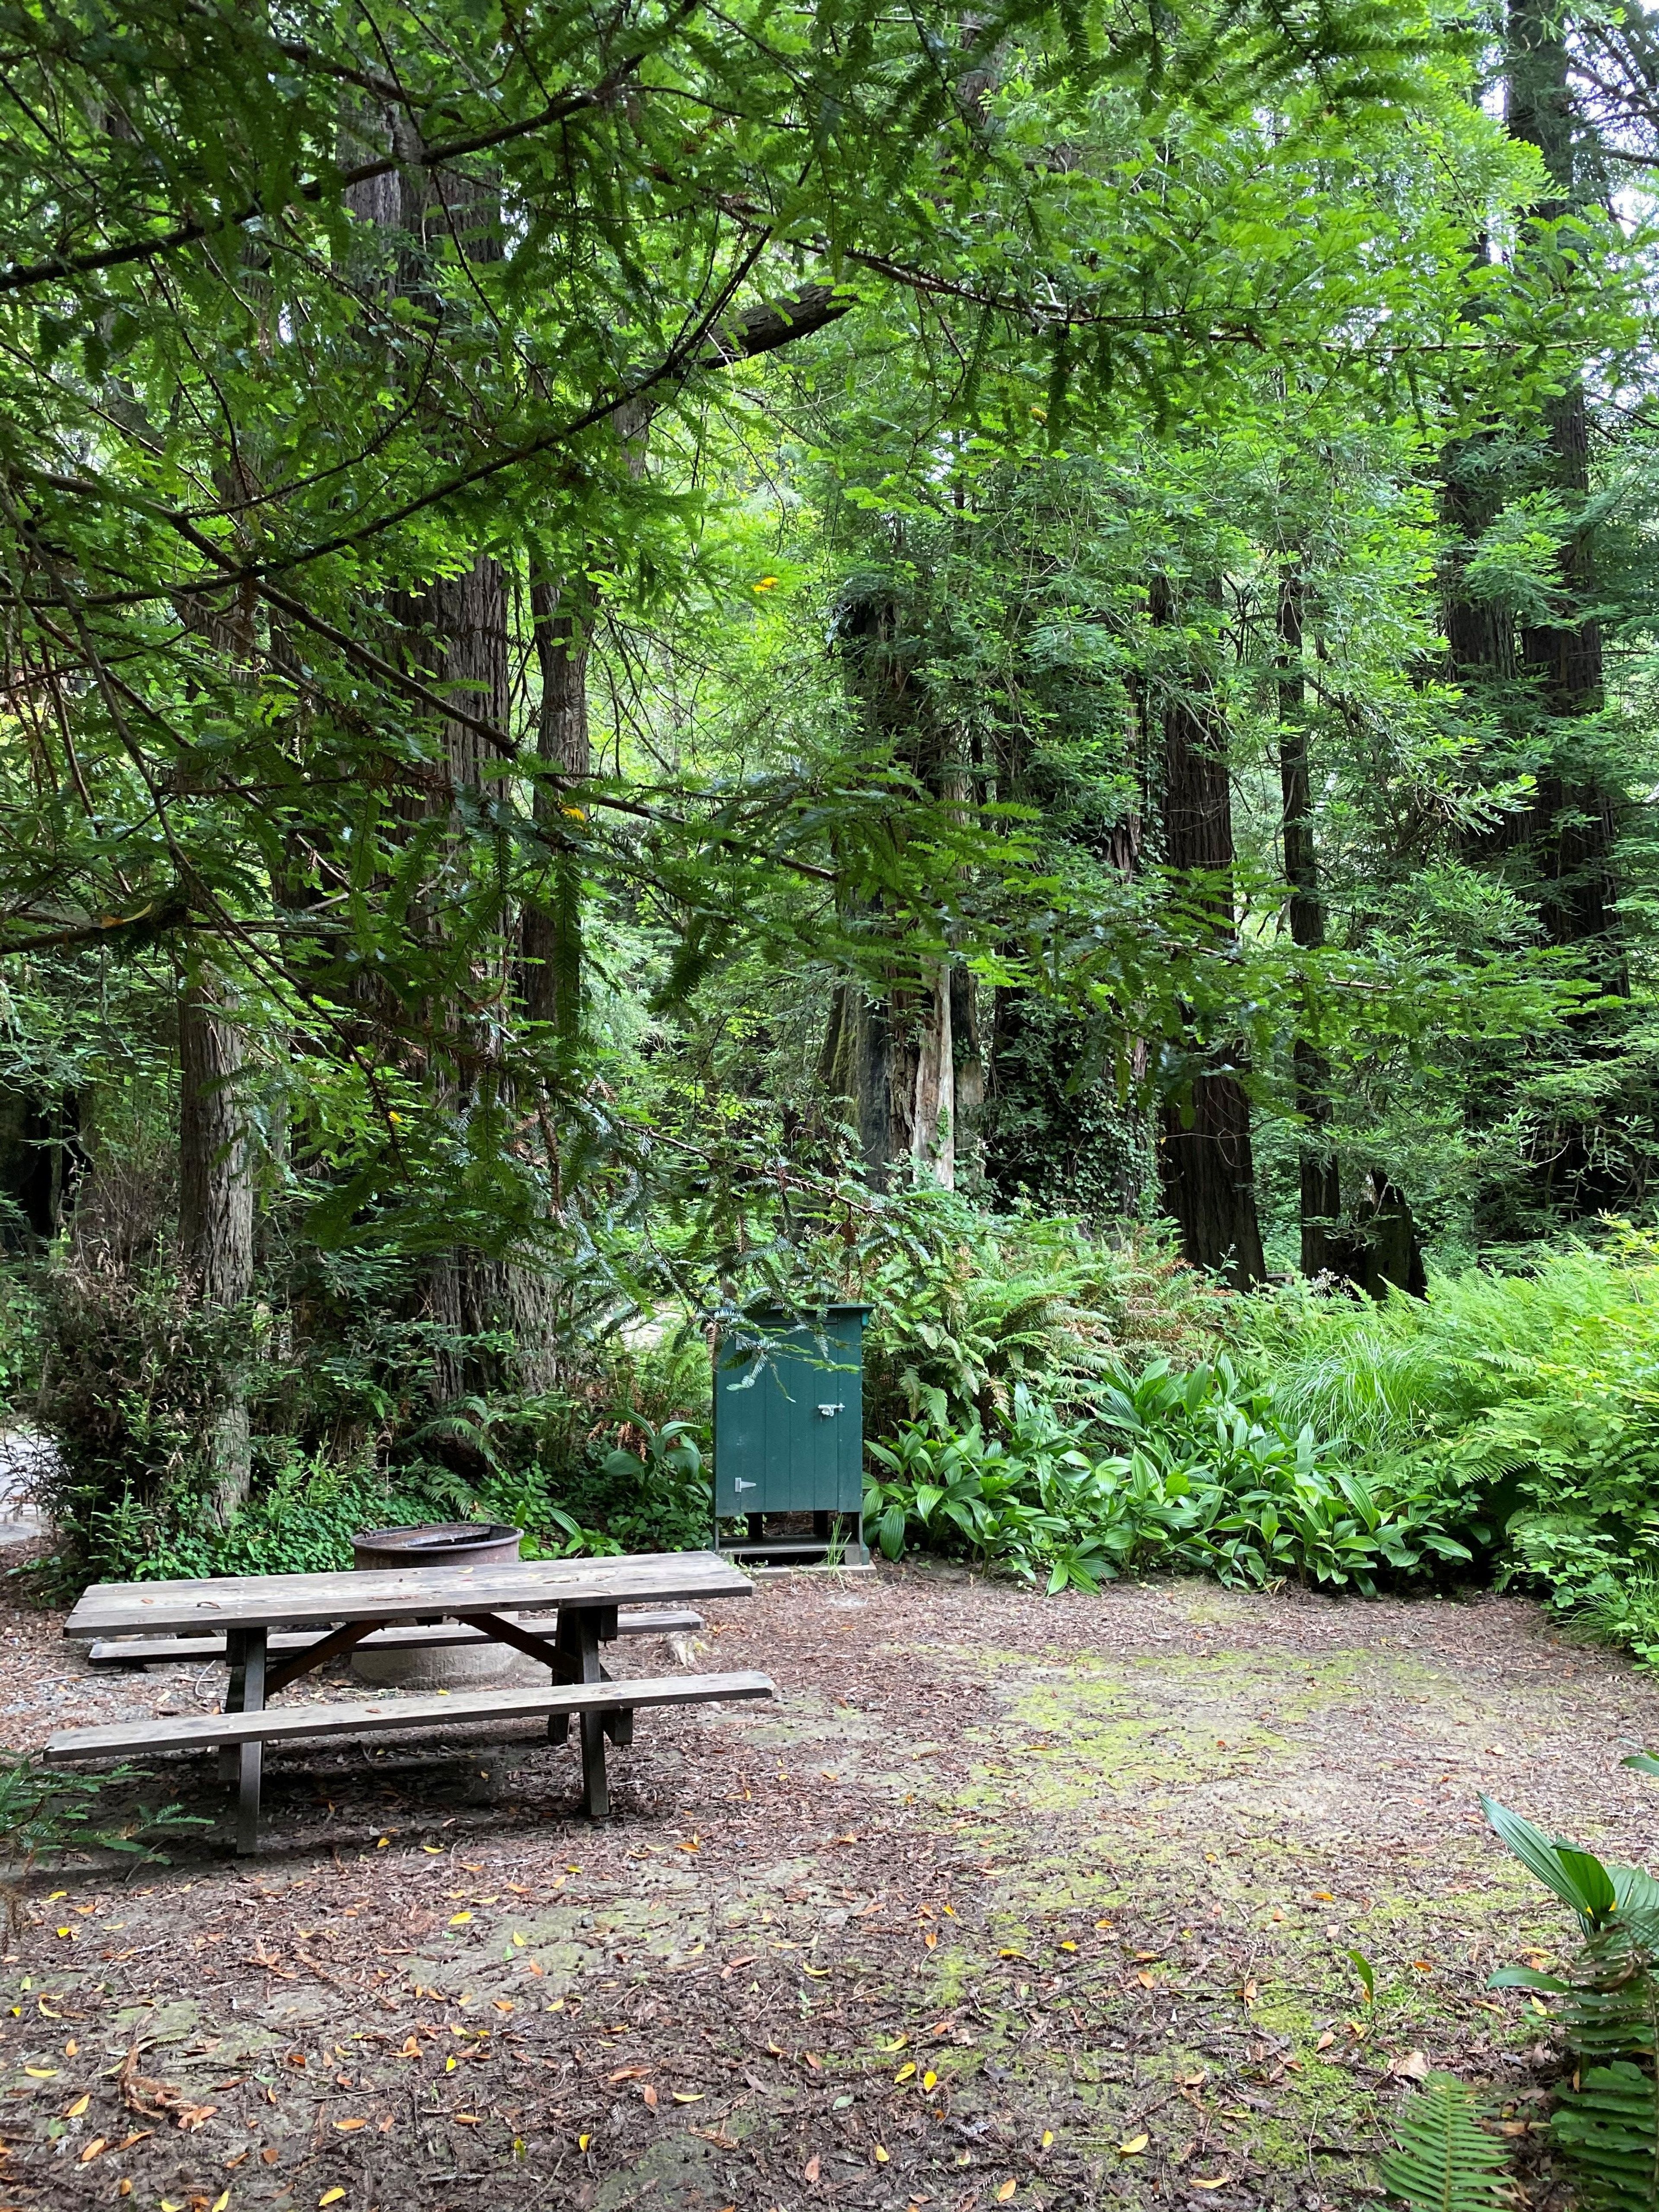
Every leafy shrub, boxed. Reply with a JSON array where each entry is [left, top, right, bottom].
[[0, 1265, 44, 1414], [850, 1186, 1227, 1437], [1240, 1239, 1659, 1651], [864, 1360, 1473, 1595], [31, 1252, 259, 1583], [1483, 1781, 1659, 2212]]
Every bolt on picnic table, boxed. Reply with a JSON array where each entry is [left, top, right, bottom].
[[53, 1551, 771, 1853]]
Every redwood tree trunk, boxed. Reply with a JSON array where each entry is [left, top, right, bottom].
[[1277, 555, 1341, 1277], [524, 568, 594, 1040], [820, 579, 957, 1186], [1152, 574, 1265, 1289], [1507, 0, 1626, 987], [178, 964, 254, 1521]]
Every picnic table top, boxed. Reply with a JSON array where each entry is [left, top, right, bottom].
[[64, 1549, 753, 1641]]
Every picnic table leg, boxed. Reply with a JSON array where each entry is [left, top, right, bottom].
[[226, 1627, 267, 1856], [219, 1631, 246, 1782], [551, 1609, 609, 1819]]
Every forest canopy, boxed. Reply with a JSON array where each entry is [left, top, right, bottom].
[[3, 0, 1659, 1605]]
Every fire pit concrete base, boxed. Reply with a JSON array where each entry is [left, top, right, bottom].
[[350, 1637, 531, 1691], [347, 1520, 528, 1691]]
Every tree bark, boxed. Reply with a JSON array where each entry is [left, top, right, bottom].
[[524, 567, 594, 1039], [1151, 573, 1265, 1289], [1277, 555, 1341, 1277], [178, 963, 254, 1520], [820, 578, 957, 1185], [1507, 0, 1626, 986]]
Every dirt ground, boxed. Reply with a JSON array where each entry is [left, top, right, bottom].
[[1, 1561, 1654, 2212]]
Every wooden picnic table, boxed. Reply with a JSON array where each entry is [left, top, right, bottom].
[[60, 1550, 763, 1852]]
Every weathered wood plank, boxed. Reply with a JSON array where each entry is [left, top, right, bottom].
[[64, 1552, 750, 1639], [42, 1670, 774, 1763], [85, 1608, 706, 1666]]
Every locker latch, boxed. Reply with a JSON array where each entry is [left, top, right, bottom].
[[816, 1402, 845, 1418]]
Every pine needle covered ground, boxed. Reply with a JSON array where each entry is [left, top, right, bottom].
[[0, 1567, 1644, 2210]]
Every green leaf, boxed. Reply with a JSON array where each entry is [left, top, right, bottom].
[[1554, 2060, 1659, 2212], [1483, 1796, 1617, 1924], [1378, 2072, 1506, 2212]]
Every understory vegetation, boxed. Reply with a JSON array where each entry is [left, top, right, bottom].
[[13, 1210, 1659, 1684]]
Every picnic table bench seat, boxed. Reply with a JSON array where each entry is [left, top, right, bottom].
[[44, 1670, 773, 1763], [85, 1607, 705, 1665]]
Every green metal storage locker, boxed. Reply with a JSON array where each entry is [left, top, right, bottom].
[[713, 1305, 868, 1560]]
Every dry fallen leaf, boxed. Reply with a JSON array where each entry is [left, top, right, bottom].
[[997, 2184, 1017, 2203], [64, 2092, 90, 2117], [642, 2085, 659, 2110], [1119, 2134, 1149, 2156], [1316, 2031, 1336, 2051], [1393, 2051, 1432, 2083], [334, 2117, 366, 2132], [804, 2155, 821, 2181], [77, 2136, 106, 2165], [1192, 2177, 1234, 2191]]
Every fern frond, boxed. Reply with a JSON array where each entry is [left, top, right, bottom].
[[1553, 2060, 1659, 2212], [1378, 2073, 1506, 2212]]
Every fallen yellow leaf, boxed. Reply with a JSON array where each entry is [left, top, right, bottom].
[[22, 2067, 57, 2079], [874, 2145, 889, 2164], [578, 2133, 590, 2150], [1041, 2129, 1053, 2148], [1119, 2134, 1149, 2155], [1192, 2177, 1234, 2191], [923, 2070, 938, 2091], [997, 2184, 1017, 2203], [334, 2117, 366, 2132], [320, 2193, 346, 2208], [671, 2092, 704, 2104], [511, 1932, 526, 1947], [212, 2194, 232, 2212], [448, 1912, 471, 1927], [65, 2092, 90, 2117], [895, 2063, 916, 2083], [78, 2136, 106, 2164]]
